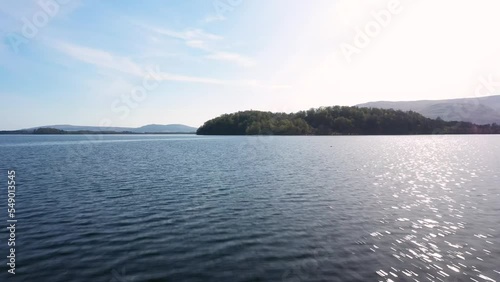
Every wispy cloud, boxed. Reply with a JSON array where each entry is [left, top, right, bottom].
[[158, 73, 251, 86], [157, 73, 290, 89], [46, 40, 275, 87], [202, 15, 226, 23], [139, 23, 256, 67], [49, 40, 144, 76], [185, 40, 209, 50], [205, 51, 256, 67], [151, 27, 223, 42], [139, 24, 221, 52]]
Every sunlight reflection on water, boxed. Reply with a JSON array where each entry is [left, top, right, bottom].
[[0, 135, 498, 281]]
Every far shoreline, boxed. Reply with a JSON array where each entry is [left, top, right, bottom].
[[0, 131, 197, 135]]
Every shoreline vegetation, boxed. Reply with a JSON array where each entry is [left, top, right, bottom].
[[196, 106, 500, 135]]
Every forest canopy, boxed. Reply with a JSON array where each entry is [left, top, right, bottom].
[[196, 106, 500, 135]]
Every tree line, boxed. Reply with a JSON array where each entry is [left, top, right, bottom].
[[196, 106, 500, 135]]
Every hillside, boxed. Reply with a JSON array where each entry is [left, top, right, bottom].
[[357, 95, 500, 124], [196, 106, 500, 135], [21, 124, 197, 133]]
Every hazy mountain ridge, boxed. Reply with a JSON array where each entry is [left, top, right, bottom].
[[22, 124, 197, 133], [357, 95, 500, 124]]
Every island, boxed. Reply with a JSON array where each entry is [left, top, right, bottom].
[[196, 106, 500, 135]]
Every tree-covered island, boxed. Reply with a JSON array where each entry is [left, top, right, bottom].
[[196, 106, 500, 135]]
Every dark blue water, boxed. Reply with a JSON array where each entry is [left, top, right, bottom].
[[0, 135, 499, 282]]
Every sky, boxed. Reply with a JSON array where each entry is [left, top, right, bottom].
[[1, 0, 500, 130]]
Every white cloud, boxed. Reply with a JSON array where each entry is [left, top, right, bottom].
[[48, 39, 144, 76], [158, 73, 249, 85], [205, 51, 256, 67], [139, 23, 256, 67], [156, 73, 287, 89], [185, 40, 209, 50], [202, 15, 226, 23], [143, 25, 221, 52], [46, 40, 274, 88], [148, 26, 222, 42]]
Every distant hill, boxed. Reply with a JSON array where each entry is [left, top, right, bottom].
[[134, 124, 196, 133], [20, 124, 197, 133], [357, 95, 500, 125]]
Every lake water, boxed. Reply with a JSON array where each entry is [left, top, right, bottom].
[[0, 135, 499, 282]]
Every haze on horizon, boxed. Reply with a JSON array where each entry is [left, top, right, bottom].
[[1, 0, 500, 130]]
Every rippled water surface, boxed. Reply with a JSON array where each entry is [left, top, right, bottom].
[[0, 135, 499, 282]]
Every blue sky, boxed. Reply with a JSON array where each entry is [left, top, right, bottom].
[[1, 0, 500, 129]]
